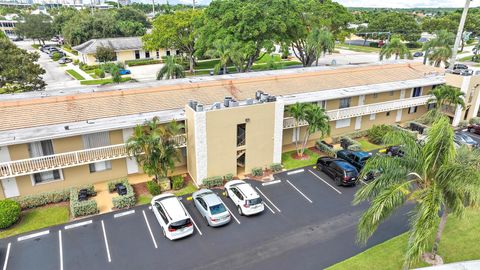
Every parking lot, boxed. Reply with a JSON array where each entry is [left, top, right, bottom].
[[0, 167, 411, 270]]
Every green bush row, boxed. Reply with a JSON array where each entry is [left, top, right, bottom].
[[125, 58, 162, 66], [315, 140, 337, 157], [269, 163, 283, 173], [0, 199, 21, 229], [367, 124, 393, 145], [203, 176, 224, 188], [224, 173, 234, 181], [70, 185, 98, 218], [94, 68, 105, 78], [469, 117, 480, 125], [331, 130, 367, 144], [109, 179, 136, 210], [391, 125, 418, 138], [79, 63, 100, 71], [13, 188, 71, 210], [146, 181, 162, 196], [251, 167, 263, 176], [171, 175, 184, 190], [340, 136, 362, 151]]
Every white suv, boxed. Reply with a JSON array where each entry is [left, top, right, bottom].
[[224, 180, 264, 216], [151, 193, 194, 240]]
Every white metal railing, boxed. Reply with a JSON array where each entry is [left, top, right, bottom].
[[283, 96, 431, 129], [0, 134, 186, 180]]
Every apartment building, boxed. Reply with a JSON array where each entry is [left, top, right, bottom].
[[0, 63, 477, 199], [0, 20, 18, 38]]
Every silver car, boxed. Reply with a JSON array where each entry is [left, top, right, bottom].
[[192, 189, 231, 227]]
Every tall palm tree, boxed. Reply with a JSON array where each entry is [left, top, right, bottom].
[[205, 38, 235, 75], [157, 56, 185, 80], [379, 35, 412, 60], [422, 30, 455, 66], [307, 28, 335, 66], [354, 116, 480, 268], [287, 102, 309, 157], [422, 85, 465, 124], [126, 117, 183, 182]]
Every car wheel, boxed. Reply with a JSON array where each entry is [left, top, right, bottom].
[[162, 228, 166, 237], [237, 206, 243, 216], [224, 189, 229, 198], [206, 217, 210, 226]]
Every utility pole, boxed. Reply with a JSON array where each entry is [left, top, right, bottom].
[[193, 0, 195, 9], [152, 0, 155, 16], [449, 0, 472, 71]]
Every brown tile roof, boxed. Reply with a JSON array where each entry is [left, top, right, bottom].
[[0, 63, 441, 132]]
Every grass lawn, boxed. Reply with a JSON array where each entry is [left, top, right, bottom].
[[357, 138, 384, 152], [0, 205, 69, 239], [66, 69, 85, 80], [459, 55, 474, 62], [31, 44, 41, 49], [137, 194, 152, 205], [80, 77, 131, 85], [195, 59, 220, 70], [62, 46, 78, 56], [327, 208, 480, 270], [337, 44, 381, 53], [282, 149, 320, 170], [173, 182, 198, 197]]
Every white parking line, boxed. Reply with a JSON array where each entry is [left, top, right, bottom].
[[308, 169, 342, 194], [255, 187, 281, 213], [287, 169, 305, 175], [101, 220, 112, 263], [142, 210, 158, 249], [2, 243, 11, 270], [262, 179, 282, 186], [114, 209, 135, 218], [286, 180, 313, 203], [220, 199, 241, 224], [64, 220, 92, 230], [17, 230, 49, 241], [58, 231, 63, 270], [190, 216, 203, 236]]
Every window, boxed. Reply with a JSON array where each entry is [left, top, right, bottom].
[[83, 132, 112, 173], [29, 140, 63, 184], [373, 93, 378, 98], [156, 50, 160, 59], [336, 118, 351, 128], [145, 51, 150, 58], [369, 113, 376, 120], [386, 111, 391, 116], [237, 123, 246, 147], [339, 98, 351, 109], [134, 50, 140, 59], [33, 170, 62, 184], [166, 50, 171, 56], [156, 203, 168, 223], [412, 87, 422, 97], [408, 106, 418, 114], [318, 100, 327, 109]]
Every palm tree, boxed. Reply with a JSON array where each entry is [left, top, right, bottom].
[[307, 28, 335, 66], [422, 30, 455, 67], [422, 85, 465, 124], [379, 35, 412, 60], [287, 103, 330, 157], [205, 38, 235, 75], [157, 56, 185, 80], [354, 116, 480, 268], [126, 117, 183, 182]]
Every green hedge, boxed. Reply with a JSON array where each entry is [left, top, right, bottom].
[[458, 120, 469, 129], [125, 58, 162, 66], [13, 189, 70, 210], [171, 175, 184, 190], [251, 167, 263, 176], [269, 163, 283, 173], [203, 176, 223, 188], [367, 124, 393, 145], [70, 185, 98, 218], [340, 136, 362, 151], [332, 130, 368, 144], [108, 178, 136, 210], [79, 63, 100, 71], [224, 173, 234, 181], [469, 117, 480, 125], [146, 181, 161, 196], [315, 140, 337, 157], [391, 125, 418, 138], [0, 199, 21, 229]]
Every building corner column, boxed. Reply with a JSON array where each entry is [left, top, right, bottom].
[[273, 99, 285, 164], [452, 76, 471, 127], [194, 111, 208, 185]]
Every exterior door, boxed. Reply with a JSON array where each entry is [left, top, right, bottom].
[[1, 178, 19, 198]]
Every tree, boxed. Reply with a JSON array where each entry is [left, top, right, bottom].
[[308, 28, 335, 66], [16, 14, 54, 44], [110, 65, 122, 84], [422, 30, 455, 66], [204, 38, 236, 75], [287, 103, 330, 157], [126, 118, 183, 182], [95, 46, 116, 63], [156, 56, 185, 80], [354, 116, 480, 267], [379, 36, 412, 60], [143, 9, 202, 73], [0, 38, 45, 94], [114, 7, 149, 27], [367, 12, 421, 42], [421, 85, 466, 124], [117, 21, 146, 37]]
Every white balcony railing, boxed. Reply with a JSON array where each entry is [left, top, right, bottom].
[[283, 96, 431, 129], [0, 134, 186, 180]]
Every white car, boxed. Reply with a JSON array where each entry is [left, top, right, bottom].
[[151, 193, 194, 240], [224, 180, 264, 216]]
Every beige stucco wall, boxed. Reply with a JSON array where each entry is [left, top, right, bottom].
[[205, 102, 276, 177], [445, 73, 465, 88], [80, 48, 170, 65], [185, 106, 198, 181]]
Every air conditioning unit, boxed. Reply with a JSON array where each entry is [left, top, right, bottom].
[[230, 100, 239, 107], [224, 96, 233, 107], [196, 104, 204, 112], [255, 90, 264, 100], [211, 102, 221, 110], [246, 98, 254, 105], [189, 100, 198, 109]]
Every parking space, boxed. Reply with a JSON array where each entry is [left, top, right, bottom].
[[0, 167, 410, 270]]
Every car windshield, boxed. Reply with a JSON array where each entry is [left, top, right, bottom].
[[209, 203, 227, 215], [359, 156, 370, 164], [462, 135, 476, 144], [247, 197, 262, 206], [346, 171, 357, 177], [170, 218, 191, 229]]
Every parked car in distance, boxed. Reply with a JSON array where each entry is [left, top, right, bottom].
[[453, 63, 469, 70], [49, 51, 65, 58], [384, 145, 404, 157], [58, 57, 72, 64], [336, 150, 372, 171], [224, 180, 264, 216], [151, 193, 194, 240], [467, 124, 480, 135], [316, 157, 358, 186], [192, 189, 231, 227], [119, 68, 131, 75], [413, 52, 424, 57], [454, 133, 478, 148]]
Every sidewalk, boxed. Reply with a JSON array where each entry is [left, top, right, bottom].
[[92, 182, 115, 213], [66, 63, 94, 80]]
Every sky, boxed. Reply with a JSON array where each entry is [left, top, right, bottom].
[[153, 0, 480, 8]]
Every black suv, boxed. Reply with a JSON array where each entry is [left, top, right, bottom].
[[316, 157, 359, 186]]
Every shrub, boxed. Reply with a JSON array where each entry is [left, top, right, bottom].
[[94, 68, 105, 78], [406, 42, 422, 48], [391, 125, 418, 138], [469, 117, 480, 125], [125, 59, 161, 67], [203, 176, 223, 188], [13, 189, 71, 210], [108, 178, 136, 209], [224, 173, 234, 181], [158, 178, 171, 191], [146, 181, 161, 196], [171, 175, 184, 190], [52, 52, 62, 61], [73, 59, 79, 66], [348, 144, 362, 151], [458, 120, 469, 129], [315, 140, 337, 157], [251, 167, 263, 177], [367, 124, 393, 145], [269, 163, 283, 173], [369, 42, 379, 48], [0, 199, 21, 229], [80, 63, 100, 71], [332, 130, 367, 143], [70, 185, 98, 218]]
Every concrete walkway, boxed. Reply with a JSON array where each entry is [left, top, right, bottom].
[[66, 63, 94, 80], [93, 182, 115, 213]]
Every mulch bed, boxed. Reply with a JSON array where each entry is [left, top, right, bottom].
[[291, 152, 310, 160], [132, 182, 149, 197]]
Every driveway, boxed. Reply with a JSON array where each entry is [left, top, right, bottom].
[[0, 167, 411, 270], [128, 63, 164, 81]]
